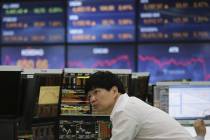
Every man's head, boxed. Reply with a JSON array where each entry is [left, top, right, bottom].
[[85, 71, 125, 113]]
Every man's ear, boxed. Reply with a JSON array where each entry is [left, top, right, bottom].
[[111, 86, 118, 95]]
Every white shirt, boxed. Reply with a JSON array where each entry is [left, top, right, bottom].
[[110, 93, 195, 140], [195, 136, 204, 140]]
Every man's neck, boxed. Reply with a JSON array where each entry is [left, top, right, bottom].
[[107, 93, 121, 115]]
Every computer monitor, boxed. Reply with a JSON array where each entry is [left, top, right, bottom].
[[18, 71, 40, 130], [130, 72, 150, 101], [32, 69, 63, 118], [154, 81, 210, 121], [0, 66, 23, 119]]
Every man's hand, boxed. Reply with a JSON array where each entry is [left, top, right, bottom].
[[194, 119, 206, 137]]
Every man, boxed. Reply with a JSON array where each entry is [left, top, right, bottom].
[[85, 71, 194, 140]]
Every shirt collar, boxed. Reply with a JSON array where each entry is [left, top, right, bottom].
[[110, 93, 129, 120]]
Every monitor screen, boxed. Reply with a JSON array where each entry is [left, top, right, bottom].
[[0, 68, 22, 118], [154, 82, 210, 120], [138, 44, 210, 83], [34, 72, 62, 118], [1, 46, 65, 69], [67, 0, 135, 43], [130, 72, 150, 100], [67, 45, 135, 71], [169, 85, 210, 119], [1, 1, 65, 44], [139, 0, 210, 42]]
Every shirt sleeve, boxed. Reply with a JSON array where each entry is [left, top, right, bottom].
[[194, 136, 204, 140], [110, 111, 140, 140]]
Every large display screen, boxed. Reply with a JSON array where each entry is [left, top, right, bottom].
[[67, 45, 135, 70], [67, 0, 135, 43], [1, 46, 65, 69], [139, 0, 210, 42], [138, 44, 210, 83], [1, 1, 65, 44]]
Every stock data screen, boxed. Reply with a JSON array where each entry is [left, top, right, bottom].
[[68, 0, 135, 43], [139, 0, 210, 42], [1, 46, 65, 69], [169, 85, 210, 119], [1, 1, 65, 44], [138, 44, 210, 83], [67, 45, 135, 70]]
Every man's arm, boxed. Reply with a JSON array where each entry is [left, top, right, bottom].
[[111, 111, 140, 140]]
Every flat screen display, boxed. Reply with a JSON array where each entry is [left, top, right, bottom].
[[139, 0, 210, 42], [67, 0, 135, 43], [67, 45, 135, 71], [138, 44, 210, 83], [0, 70, 22, 118], [35, 74, 62, 118], [1, 46, 65, 69], [1, 1, 65, 44], [169, 85, 210, 119]]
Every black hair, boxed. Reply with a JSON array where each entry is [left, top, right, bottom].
[[85, 71, 125, 94]]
